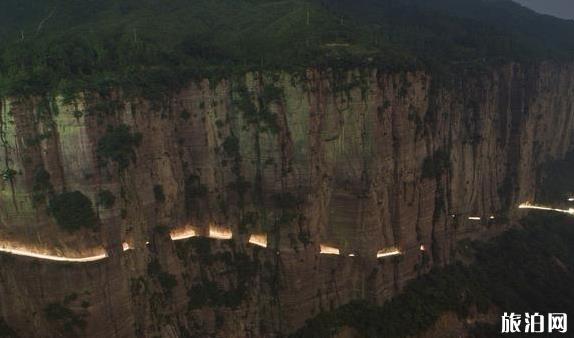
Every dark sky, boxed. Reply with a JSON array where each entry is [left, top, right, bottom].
[[513, 0, 574, 20]]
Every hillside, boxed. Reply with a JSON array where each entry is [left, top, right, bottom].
[[1, 0, 574, 98]]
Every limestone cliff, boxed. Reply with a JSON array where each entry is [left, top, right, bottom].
[[1, 62, 573, 337]]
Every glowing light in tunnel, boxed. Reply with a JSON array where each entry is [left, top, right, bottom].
[[489, 215, 496, 220], [420, 244, 426, 251], [248, 234, 267, 248], [122, 242, 132, 251], [568, 197, 574, 202], [170, 227, 198, 241], [348, 253, 356, 257], [519, 202, 574, 215], [377, 247, 402, 258], [320, 244, 340, 255], [0, 243, 107, 263], [468, 217, 481, 221], [208, 226, 233, 240]]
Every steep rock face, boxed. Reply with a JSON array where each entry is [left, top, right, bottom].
[[0, 63, 573, 337]]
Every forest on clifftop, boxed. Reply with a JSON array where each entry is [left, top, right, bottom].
[[1, 0, 574, 98]]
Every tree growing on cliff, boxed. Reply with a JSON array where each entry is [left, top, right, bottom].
[[421, 149, 451, 179], [97, 190, 116, 209], [48, 191, 98, 232], [96, 124, 142, 171]]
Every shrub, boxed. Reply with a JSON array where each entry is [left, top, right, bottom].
[[96, 124, 142, 170], [97, 190, 116, 209], [221, 136, 240, 157], [32, 165, 53, 204], [1, 169, 17, 181], [228, 176, 251, 195], [49, 191, 97, 231], [44, 302, 86, 333], [157, 272, 177, 294], [272, 192, 302, 209], [147, 259, 177, 296], [0, 319, 16, 337], [185, 175, 208, 199], [153, 185, 165, 203], [538, 151, 574, 203], [179, 110, 190, 120], [32, 166, 52, 192], [187, 280, 246, 310], [422, 149, 451, 179], [294, 213, 574, 338]]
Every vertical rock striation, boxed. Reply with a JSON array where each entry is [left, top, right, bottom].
[[0, 62, 573, 337]]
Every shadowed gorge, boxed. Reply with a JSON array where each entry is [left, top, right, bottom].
[[294, 154, 574, 337], [294, 212, 574, 337], [0, 1, 574, 337]]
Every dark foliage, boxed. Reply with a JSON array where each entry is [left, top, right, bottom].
[[0, 319, 17, 338], [1, 0, 574, 98], [32, 165, 53, 204], [96, 124, 142, 170], [422, 149, 451, 179], [293, 212, 574, 337], [43, 302, 86, 333], [538, 151, 574, 204], [153, 185, 165, 203], [97, 190, 115, 209], [147, 259, 178, 296], [48, 191, 97, 231]]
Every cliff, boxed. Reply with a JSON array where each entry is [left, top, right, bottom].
[[1, 62, 574, 337]]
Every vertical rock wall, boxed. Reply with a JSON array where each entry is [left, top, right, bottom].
[[0, 62, 573, 337]]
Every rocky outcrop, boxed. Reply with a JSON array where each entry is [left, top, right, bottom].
[[1, 62, 573, 337]]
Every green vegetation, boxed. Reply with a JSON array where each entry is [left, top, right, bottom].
[[147, 259, 178, 297], [153, 185, 165, 203], [175, 238, 259, 310], [272, 192, 303, 209], [273, 192, 304, 234], [293, 212, 574, 337], [153, 225, 170, 236], [421, 149, 451, 179], [24, 132, 52, 147], [0, 319, 17, 338], [97, 190, 115, 209], [1, 169, 17, 182], [187, 280, 246, 310], [236, 84, 282, 134], [32, 165, 53, 204], [184, 174, 208, 216], [185, 175, 208, 199], [96, 124, 142, 171], [538, 151, 574, 204], [239, 211, 258, 234], [187, 252, 258, 310], [43, 302, 86, 334], [221, 136, 240, 158], [1, 0, 574, 99], [48, 191, 97, 231], [179, 109, 190, 120], [294, 264, 488, 337]]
